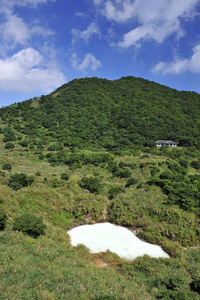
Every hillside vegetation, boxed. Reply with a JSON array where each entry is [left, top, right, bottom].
[[1, 76, 200, 149], [0, 77, 200, 299]]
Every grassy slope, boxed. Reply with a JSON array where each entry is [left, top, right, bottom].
[[0, 131, 200, 299]]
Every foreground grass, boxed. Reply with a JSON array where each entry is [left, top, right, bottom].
[[0, 223, 148, 300], [1, 142, 200, 299]]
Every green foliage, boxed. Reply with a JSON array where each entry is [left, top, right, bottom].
[[47, 143, 63, 151], [3, 133, 16, 142], [38, 153, 45, 160], [108, 198, 135, 226], [179, 158, 188, 168], [2, 163, 12, 171], [149, 171, 200, 210], [113, 169, 131, 178], [2, 76, 200, 149], [0, 211, 8, 230], [190, 277, 200, 293], [5, 142, 15, 149], [79, 176, 102, 194], [108, 186, 123, 199], [61, 173, 69, 181], [8, 173, 34, 190], [190, 160, 200, 170], [125, 177, 138, 188], [13, 213, 46, 237], [19, 140, 29, 147]]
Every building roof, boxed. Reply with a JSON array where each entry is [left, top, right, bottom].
[[156, 140, 178, 144]]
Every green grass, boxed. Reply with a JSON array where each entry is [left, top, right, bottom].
[[1, 142, 200, 299]]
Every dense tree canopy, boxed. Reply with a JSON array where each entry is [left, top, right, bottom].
[[1, 76, 200, 149]]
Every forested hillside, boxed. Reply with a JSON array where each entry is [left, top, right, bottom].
[[1, 76, 200, 150], [0, 77, 200, 299]]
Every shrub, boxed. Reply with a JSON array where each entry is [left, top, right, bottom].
[[190, 160, 200, 170], [0, 171, 5, 177], [125, 177, 138, 188], [20, 140, 29, 147], [8, 173, 34, 190], [38, 154, 45, 160], [150, 167, 160, 176], [5, 142, 15, 149], [179, 158, 188, 168], [0, 212, 8, 230], [52, 178, 58, 188], [61, 173, 69, 181], [79, 177, 102, 194], [2, 163, 12, 171], [47, 143, 63, 151], [118, 161, 125, 168], [13, 213, 46, 238], [3, 134, 16, 142], [108, 187, 123, 199], [190, 278, 200, 293], [162, 240, 182, 257], [113, 169, 131, 178]]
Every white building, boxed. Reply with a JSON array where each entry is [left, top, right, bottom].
[[156, 140, 178, 147]]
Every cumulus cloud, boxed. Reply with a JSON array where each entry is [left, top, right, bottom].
[[0, 48, 66, 93], [71, 53, 101, 71], [93, 0, 199, 47], [152, 44, 200, 75], [71, 23, 99, 43], [0, 14, 30, 47], [0, 0, 54, 51]]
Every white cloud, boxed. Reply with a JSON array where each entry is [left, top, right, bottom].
[[0, 13, 30, 47], [152, 44, 200, 75], [0, 0, 55, 10], [71, 23, 99, 43], [93, 0, 200, 47], [0, 1, 54, 50], [0, 48, 66, 93], [75, 12, 86, 17], [93, 0, 103, 5], [71, 53, 101, 71]]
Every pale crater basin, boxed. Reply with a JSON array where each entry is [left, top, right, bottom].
[[68, 222, 170, 261]]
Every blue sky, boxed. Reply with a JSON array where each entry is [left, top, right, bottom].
[[0, 0, 200, 108]]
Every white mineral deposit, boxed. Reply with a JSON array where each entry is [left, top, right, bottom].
[[68, 222, 170, 261]]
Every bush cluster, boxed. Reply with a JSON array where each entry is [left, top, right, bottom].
[[108, 187, 123, 199], [125, 177, 138, 188], [5, 142, 15, 149], [13, 213, 46, 237], [113, 169, 131, 178], [2, 163, 12, 171], [8, 173, 34, 190], [79, 177, 102, 194], [61, 173, 69, 181]]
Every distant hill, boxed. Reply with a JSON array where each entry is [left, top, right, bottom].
[[1, 76, 200, 149]]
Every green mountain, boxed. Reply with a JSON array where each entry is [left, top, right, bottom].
[[1, 76, 200, 150], [0, 77, 200, 299]]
